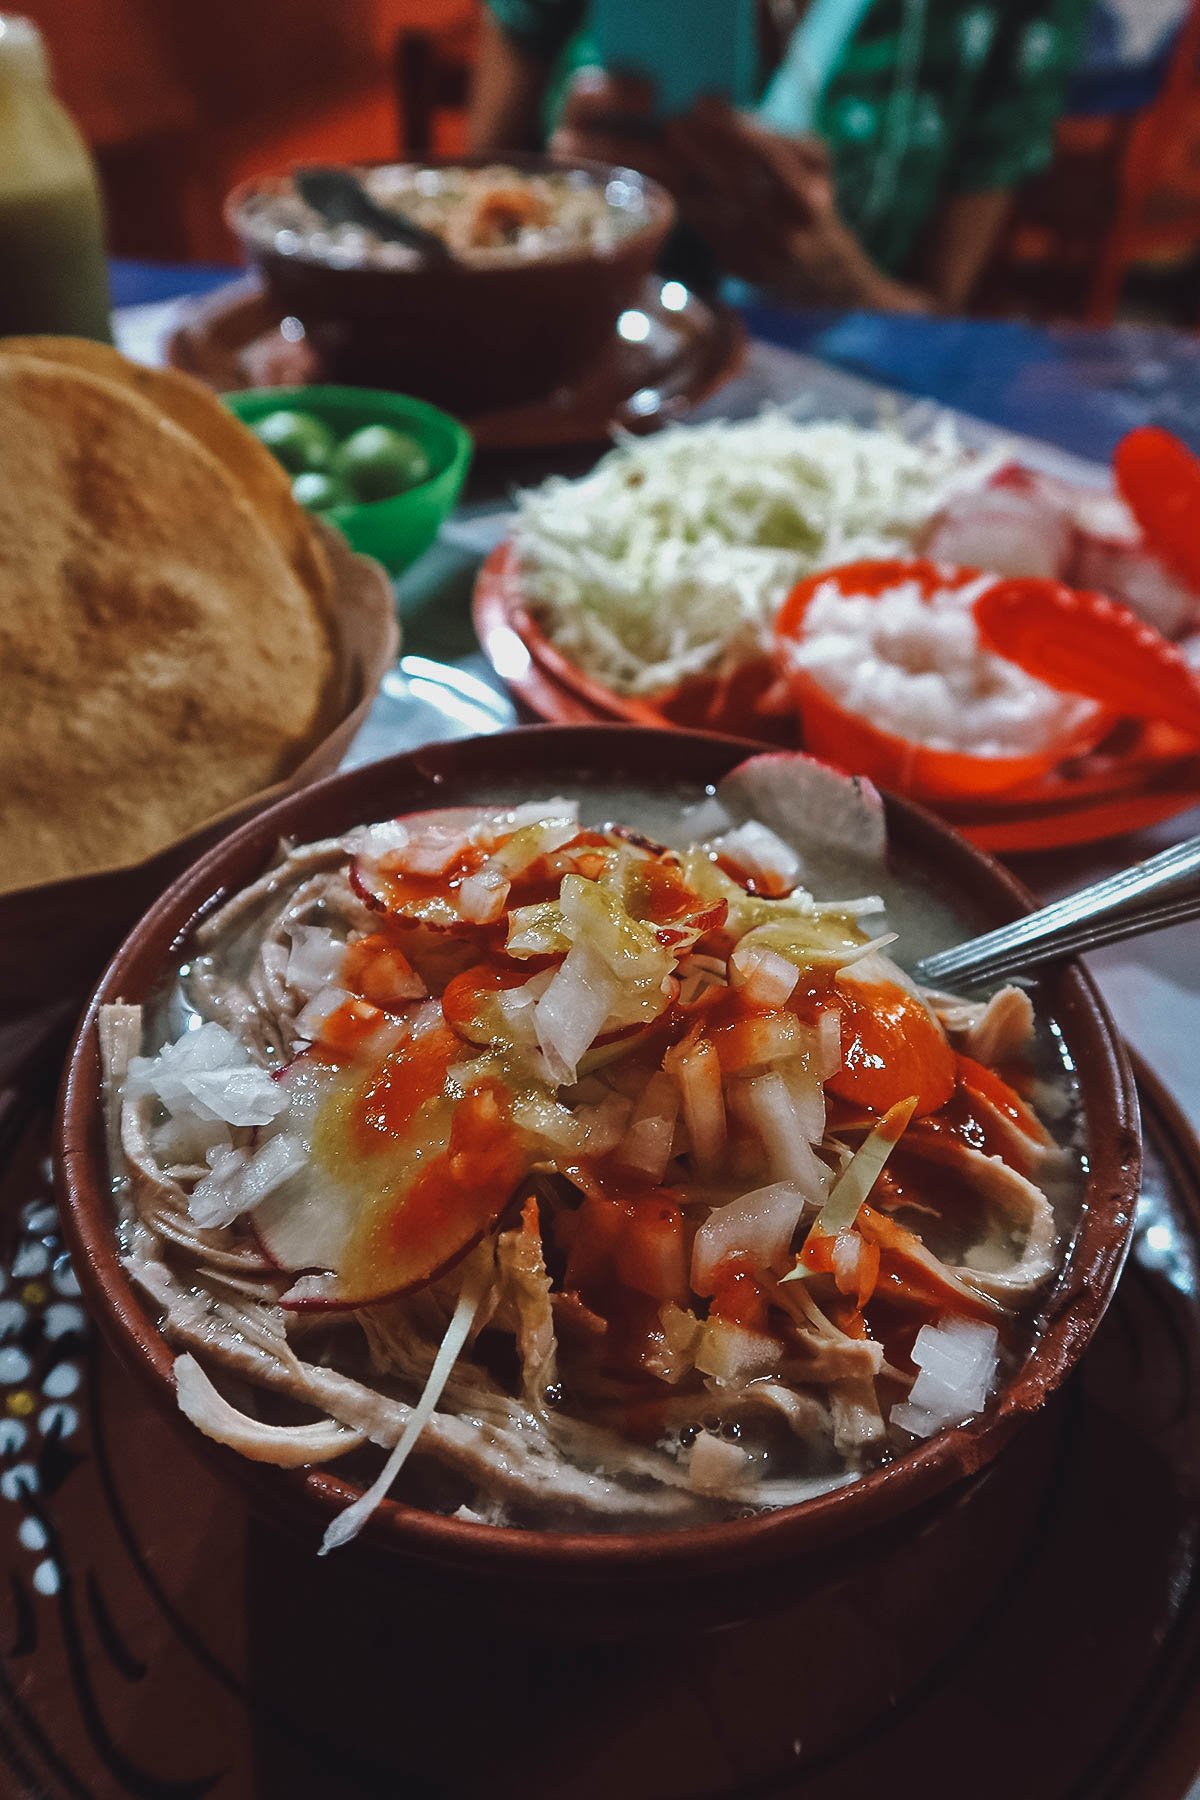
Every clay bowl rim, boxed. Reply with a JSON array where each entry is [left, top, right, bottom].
[[225, 151, 677, 286], [55, 724, 1140, 1578]]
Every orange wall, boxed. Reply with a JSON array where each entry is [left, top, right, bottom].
[[23, 0, 477, 258]]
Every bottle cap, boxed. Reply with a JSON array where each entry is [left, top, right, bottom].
[[0, 16, 50, 85]]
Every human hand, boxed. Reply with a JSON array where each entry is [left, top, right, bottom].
[[664, 97, 878, 303], [550, 67, 677, 189]]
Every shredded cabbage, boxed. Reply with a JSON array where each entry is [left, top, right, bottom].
[[513, 411, 991, 695]]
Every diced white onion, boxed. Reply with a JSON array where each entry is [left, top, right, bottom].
[[737, 1073, 831, 1200], [294, 988, 403, 1060], [815, 1009, 842, 1080], [493, 979, 542, 1045], [127, 1023, 288, 1131], [650, 1303, 702, 1384], [678, 960, 727, 1006], [615, 1071, 680, 1182], [688, 1432, 751, 1494], [571, 1091, 633, 1157], [358, 949, 426, 1007], [295, 986, 354, 1043], [890, 1319, 999, 1439], [533, 941, 620, 1085], [691, 1182, 809, 1294], [285, 925, 345, 1001], [409, 999, 444, 1039], [694, 1319, 781, 1384], [668, 1038, 726, 1179], [832, 1231, 864, 1292], [457, 868, 511, 924], [189, 1132, 308, 1230], [345, 819, 410, 858], [781, 1062, 825, 1145], [730, 942, 800, 1007]]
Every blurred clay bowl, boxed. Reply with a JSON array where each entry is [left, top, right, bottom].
[[0, 524, 397, 1017], [227, 156, 675, 414]]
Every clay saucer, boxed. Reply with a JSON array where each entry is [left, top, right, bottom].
[[167, 273, 746, 453]]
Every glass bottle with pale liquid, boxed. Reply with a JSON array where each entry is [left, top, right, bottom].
[[0, 14, 111, 340]]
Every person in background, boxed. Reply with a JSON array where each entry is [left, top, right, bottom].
[[469, 0, 1097, 313]]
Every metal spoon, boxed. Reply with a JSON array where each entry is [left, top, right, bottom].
[[913, 832, 1200, 988], [295, 167, 456, 263]]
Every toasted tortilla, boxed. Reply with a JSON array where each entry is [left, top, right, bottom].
[[0, 336, 333, 611], [0, 356, 338, 893]]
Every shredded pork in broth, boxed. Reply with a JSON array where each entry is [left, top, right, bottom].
[[101, 755, 1076, 1546]]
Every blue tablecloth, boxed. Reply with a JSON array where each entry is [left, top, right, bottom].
[[742, 302, 1200, 463], [111, 257, 1200, 464]]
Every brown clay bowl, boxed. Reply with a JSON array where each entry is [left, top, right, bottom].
[[226, 156, 676, 414], [0, 526, 397, 1021], [54, 725, 1139, 1634]]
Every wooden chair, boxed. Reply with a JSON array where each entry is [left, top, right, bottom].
[[393, 4, 480, 157], [1085, 0, 1200, 321], [982, 2, 1200, 324]]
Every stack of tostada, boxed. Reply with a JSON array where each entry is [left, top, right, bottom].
[[0, 338, 341, 894]]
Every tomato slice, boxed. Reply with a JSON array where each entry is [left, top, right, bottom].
[[975, 577, 1200, 742], [1114, 426, 1200, 592], [826, 979, 957, 1117]]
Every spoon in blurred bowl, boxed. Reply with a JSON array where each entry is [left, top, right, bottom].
[[295, 168, 457, 264]]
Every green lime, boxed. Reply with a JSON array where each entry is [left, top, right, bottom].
[[252, 409, 336, 474], [334, 424, 432, 502], [291, 470, 352, 512]]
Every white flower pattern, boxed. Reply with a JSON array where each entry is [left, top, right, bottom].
[[0, 1158, 86, 1600]]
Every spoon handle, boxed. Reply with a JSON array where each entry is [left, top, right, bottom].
[[914, 832, 1200, 988]]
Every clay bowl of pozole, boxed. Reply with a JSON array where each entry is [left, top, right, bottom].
[[55, 726, 1138, 1634], [227, 155, 675, 413]]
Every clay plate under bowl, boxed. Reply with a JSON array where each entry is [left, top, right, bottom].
[[54, 726, 1140, 1630], [0, 525, 398, 1020]]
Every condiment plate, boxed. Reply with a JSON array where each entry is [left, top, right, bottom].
[[473, 539, 1200, 855], [166, 274, 746, 453], [0, 1057, 1196, 1797]]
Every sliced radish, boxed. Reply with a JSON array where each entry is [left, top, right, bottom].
[[257, 1050, 530, 1310], [922, 465, 1073, 579], [717, 752, 887, 875]]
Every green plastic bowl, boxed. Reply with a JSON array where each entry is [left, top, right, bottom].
[[225, 385, 472, 576]]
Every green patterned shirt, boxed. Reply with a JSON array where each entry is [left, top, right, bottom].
[[485, 0, 1094, 273]]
